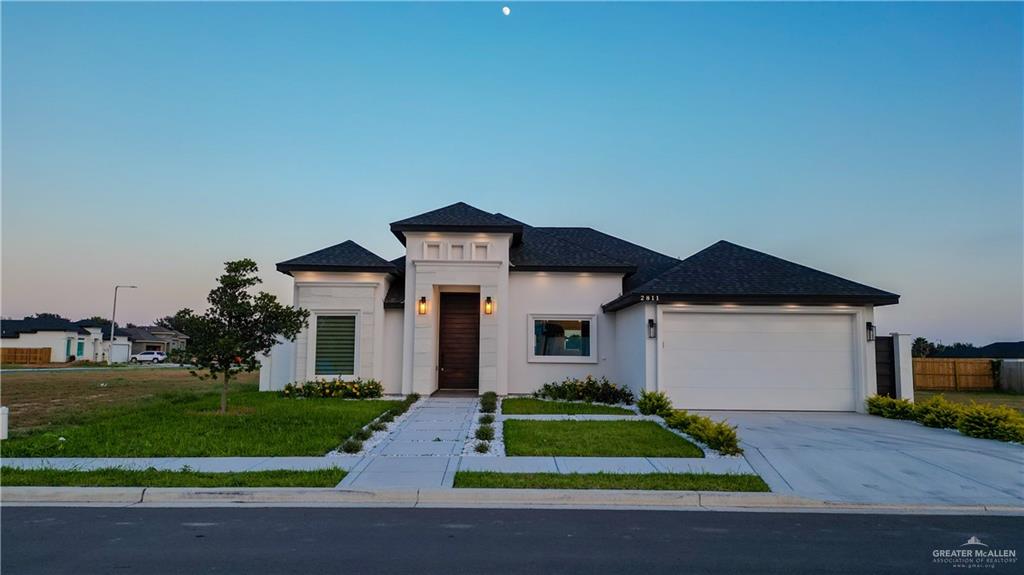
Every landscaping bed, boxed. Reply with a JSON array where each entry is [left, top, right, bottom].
[[503, 420, 703, 457], [2, 384, 401, 457], [500, 397, 633, 416], [454, 471, 768, 491], [0, 467, 346, 487], [867, 394, 1023, 443]]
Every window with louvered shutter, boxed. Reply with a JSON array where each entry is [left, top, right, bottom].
[[314, 316, 356, 375]]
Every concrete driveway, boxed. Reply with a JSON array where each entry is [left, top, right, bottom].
[[706, 411, 1024, 506]]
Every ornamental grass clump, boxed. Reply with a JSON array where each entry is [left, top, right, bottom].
[[281, 378, 384, 399], [341, 438, 362, 454], [475, 424, 495, 441], [664, 411, 743, 456], [480, 392, 498, 414], [475, 442, 490, 453], [637, 390, 674, 417], [533, 375, 634, 405], [478, 414, 495, 425], [353, 428, 373, 441]]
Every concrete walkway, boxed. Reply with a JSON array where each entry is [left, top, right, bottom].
[[338, 397, 478, 489]]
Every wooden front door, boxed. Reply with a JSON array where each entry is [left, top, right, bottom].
[[438, 292, 480, 390]]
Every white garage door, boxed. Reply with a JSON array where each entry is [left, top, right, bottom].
[[110, 343, 130, 363], [660, 312, 857, 411]]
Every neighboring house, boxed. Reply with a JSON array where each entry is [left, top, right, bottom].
[[121, 326, 188, 355], [2, 317, 98, 362], [74, 320, 133, 363], [261, 202, 899, 412]]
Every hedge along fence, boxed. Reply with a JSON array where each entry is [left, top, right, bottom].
[[913, 358, 996, 391]]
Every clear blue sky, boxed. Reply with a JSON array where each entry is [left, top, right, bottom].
[[2, 2, 1021, 344]]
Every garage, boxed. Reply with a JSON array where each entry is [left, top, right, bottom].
[[659, 311, 858, 411]]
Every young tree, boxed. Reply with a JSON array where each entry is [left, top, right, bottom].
[[155, 309, 198, 338], [911, 337, 935, 358], [178, 259, 309, 413]]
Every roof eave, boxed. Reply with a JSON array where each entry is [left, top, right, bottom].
[[276, 263, 398, 277], [603, 293, 900, 312]]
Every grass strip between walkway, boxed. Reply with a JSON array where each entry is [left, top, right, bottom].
[[454, 471, 769, 492], [0, 467, 347, 488], [500, 398, 634, 415], [504, 420, 704, 457]]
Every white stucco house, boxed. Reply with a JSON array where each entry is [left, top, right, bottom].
[[260, 202, 901, 412], [1, 317, 131, 363]]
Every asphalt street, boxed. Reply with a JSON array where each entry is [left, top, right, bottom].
[[2, 507, 1020, 574]]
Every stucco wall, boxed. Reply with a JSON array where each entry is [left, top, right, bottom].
[[1, 331, 78, 362], [506, 272, 622, 395], [613, 302, 656, 396]]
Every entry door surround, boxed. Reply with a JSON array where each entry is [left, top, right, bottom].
[[438, 292, 481, 390]]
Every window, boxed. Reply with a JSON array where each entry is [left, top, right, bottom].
[[315, 315, 356, 376], [529, 315, 596, 363]]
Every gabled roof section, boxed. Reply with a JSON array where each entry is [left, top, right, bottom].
[[2, 317, 90, 338], [508, 225, 636, 273], [390, 202, 523, 244], [540, 227, 680, 290], [603, 240, 900, 311], [276, 240, 399, 276]]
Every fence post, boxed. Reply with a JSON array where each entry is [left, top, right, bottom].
[[952, 360, 959, 391]]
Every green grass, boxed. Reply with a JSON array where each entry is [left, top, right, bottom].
[[501, 397, 634, 415], [1, 384, 400, 457], [454, 471, 768, 492], [503, 420, 703, 457], [1, 467, 346, 487], [917, 390, 1024, 413]]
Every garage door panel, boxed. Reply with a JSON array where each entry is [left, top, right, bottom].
[[661, 312, 856, 411]]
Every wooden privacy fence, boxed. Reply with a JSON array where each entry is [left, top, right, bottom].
[[1, 347, 52, 365], [913, 358, 995, 391]]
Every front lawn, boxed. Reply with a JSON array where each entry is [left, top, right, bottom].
[[503, 420, 703, 457], [2, 385, 400, 457], [501, 398, 634, 415], [454, 471, 768, 492], [916, 390, 1024, 413], [0, 467, 346, 487]]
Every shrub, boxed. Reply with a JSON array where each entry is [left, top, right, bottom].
[[637, 391, 674, 417], [478, 414, 495, 425], [865, 396, 915, 420], [957, 404, 1024, 442], [665, 410, 743, 455], [354, 428, 373, 441], [475, 442, 490, 454], [341, 438, 363, 454], [368, 421, 388, 432], [281, 378, 384, 399], [913, 395, 963, 429], [532, 375, 635, 405], [482, 391, 498, 402], [475, 424, 495, 441], [480, 394, 497, 414], [378, 412, 394, 424]]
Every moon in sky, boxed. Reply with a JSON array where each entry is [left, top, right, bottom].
[[502, 6, 511, 16]]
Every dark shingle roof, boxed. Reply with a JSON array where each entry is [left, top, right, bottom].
[[604, 240, 899, 310], [540, 227, 680, 290], [2, 317, 90, 338], [276, 240, 399, 276], [509, 225, 635, 273], [390, 202, 523, 244]]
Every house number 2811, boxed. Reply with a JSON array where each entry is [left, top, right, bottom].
[[640, 295, 660, 302]]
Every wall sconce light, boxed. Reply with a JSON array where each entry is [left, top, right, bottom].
[[483, 296, 494, 315], [418, 296, 427, 315], [866, 321, 876, 342], [647, 319, 657, 339]]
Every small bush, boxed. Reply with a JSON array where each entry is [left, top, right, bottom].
[[480, 394, 497, 414], [957, 404, 1024, 442], [482, 391, 498, 402], [479, 414, 495, 425], [865, 396, 915, 420], [637, 390, 674, 417], [914, 396, 963, 429], [475, 425, 495, 441], [341, 438, 363, 454], [354, 428, 373, 441], [532, 375, 634, 405], [665, 410, 743, 455], [281, 378, 384, 399], [378, 412, 394, 423], [474, 442, 490, 454], [368, 421, 388, 432]]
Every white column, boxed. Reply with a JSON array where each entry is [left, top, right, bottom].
[[892, 333, 915, 402]]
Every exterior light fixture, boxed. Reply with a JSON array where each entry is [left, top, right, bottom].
[[418, 296, 427, 315], [484, 296, 494, 315], [866, 321, 876, 342], [647, 319, 657, 339]]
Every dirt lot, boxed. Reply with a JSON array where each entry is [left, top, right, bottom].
[[1, 368, 258, 432]]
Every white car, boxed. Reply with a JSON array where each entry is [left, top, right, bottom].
[[130, 351, 167, 364]]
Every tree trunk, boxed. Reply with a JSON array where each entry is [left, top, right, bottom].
[[221, 371, 230, 414]]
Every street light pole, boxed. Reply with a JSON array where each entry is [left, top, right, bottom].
[[109, 285, 138, 365]]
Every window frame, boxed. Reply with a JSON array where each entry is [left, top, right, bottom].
[[527, 314, 598, 364], [308, 310, 361, 379]]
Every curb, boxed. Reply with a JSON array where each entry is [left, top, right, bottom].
[[3, 486, 1022, 514]]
